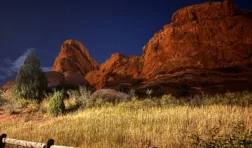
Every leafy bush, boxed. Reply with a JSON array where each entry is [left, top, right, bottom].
[[67, 86, 94, 109], [159, 94, 181, 107], [12, 51, 48, 101], [48, 91, 65, 117]]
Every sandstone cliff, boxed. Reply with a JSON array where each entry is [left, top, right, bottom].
[[86, 53, 144, 90], [52, 39, 99, 75], [142, 0, 252, 78], [86, 0, 252, 96]]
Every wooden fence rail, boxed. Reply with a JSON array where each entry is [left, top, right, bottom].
[[0, 133, 77, 148]]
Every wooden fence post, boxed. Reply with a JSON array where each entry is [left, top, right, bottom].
[[0, 134, 7, 148], [46, 139, 54, 148]]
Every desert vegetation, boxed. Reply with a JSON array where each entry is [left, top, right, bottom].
[[0, 87, 252, 148], [0, 52, 252, 147], [11, 51, 48, 101]]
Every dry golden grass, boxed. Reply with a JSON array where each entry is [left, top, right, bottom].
[[1, 105, 251, 148]]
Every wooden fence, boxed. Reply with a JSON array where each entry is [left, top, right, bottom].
[[0, 134, 77, 148]]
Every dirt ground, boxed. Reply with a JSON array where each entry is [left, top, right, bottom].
[[0, 106, 47, 124], [0, 107, 22, 123]]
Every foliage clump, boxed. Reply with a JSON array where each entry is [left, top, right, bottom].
[[67, 86, 94, 109], [12, 51, 48, 101], [48, 91, 65, 117]]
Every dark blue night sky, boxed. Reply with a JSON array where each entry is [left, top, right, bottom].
[[0, 0, 251, 83]]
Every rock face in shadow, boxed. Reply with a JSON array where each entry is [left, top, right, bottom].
[[52, 39, 99, 76], [45, 71, 65, 89], [135, 68, 252, 97], [86, 0, 252, 97], [63, 71, 91, 89]]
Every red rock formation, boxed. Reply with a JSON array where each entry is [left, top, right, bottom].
[[52, 39, 99, 76], [85, 53, 144, 89], [63, 71, 91, 88], [85, 70, 100, 88], [86, 0, 252, 96], [45, 71, 65, 89], [142, 0, 252, 78], [137, 0, 252, 96]]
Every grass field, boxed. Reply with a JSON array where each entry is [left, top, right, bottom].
[[1, 90, 252, 147], [1, 104, 252, 147]]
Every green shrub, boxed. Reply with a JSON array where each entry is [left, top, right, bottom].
[[48, 91, 65, 117], [67, 86, 94, 109], [77, 87, 93, 108], [12, 51, 48, 101], [160, 94, 180, 107]]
